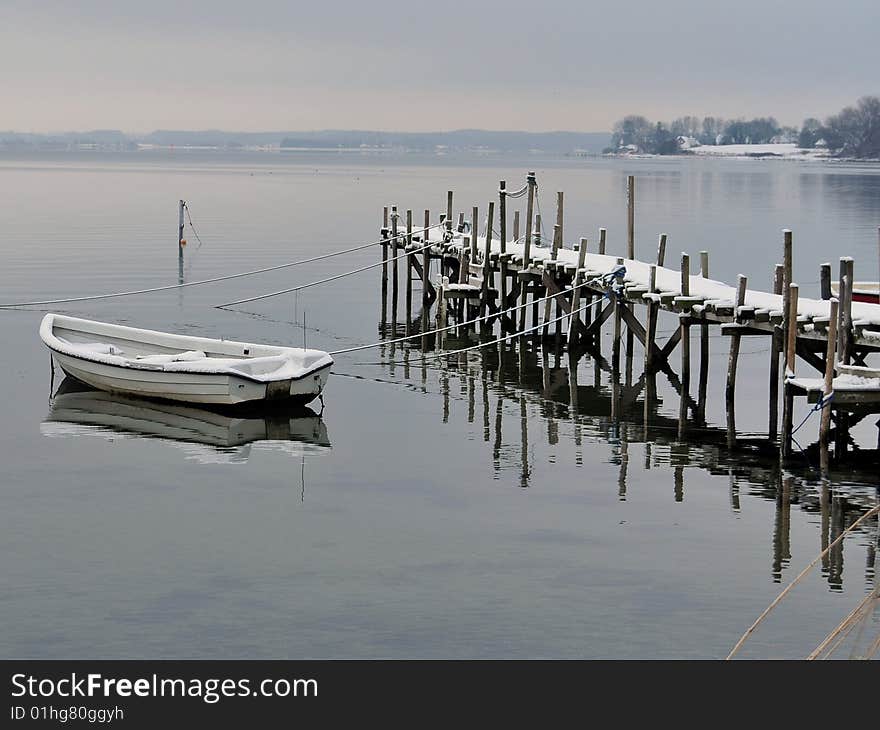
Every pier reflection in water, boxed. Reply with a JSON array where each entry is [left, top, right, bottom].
[[42, 377, 331, 465], [368, 322, 879, 598]]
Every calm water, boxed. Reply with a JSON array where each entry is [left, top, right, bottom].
[[0, 150, 877, 659]]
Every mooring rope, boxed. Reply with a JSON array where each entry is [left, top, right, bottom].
[[351, 297, 605, 367], [807, 584, 879, 659], [217, 236, 442, 309], [0, 222, 447, 309], [330, 281, 583, 355], [726, 503, 880, 660]]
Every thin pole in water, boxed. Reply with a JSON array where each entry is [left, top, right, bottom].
[[178, 199, 185, 285]]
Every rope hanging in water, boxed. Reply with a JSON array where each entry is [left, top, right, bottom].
[[0, 222, 446, 309], [725, 503, 880, 660]]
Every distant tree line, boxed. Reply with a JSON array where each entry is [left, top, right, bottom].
[[607, 96, 880, 158]]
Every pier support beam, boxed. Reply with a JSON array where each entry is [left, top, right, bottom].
[[725, 275, 748, 448]]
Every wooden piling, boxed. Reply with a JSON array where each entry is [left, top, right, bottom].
[[612, 257, 624, 373], [782, 230, 793, 366], [499, 181, 508, 309], [626, 175, 635, 260], [519, 172, 537, 334], [422, 209, 430, 350], [513, 210, 520, 243], [543, 224, 561, 337], [837, 257, 854, 365], [781, 282, 799, 459], [391, 206, 399, 327], [726, 275, 748, 447], [556, 191, 564, 245], [446, 192, 453, 236], [678, 253, 691, 438], [769, 262, 784, 440], [645, 265, 658, 374], [698, 250, 710, 423], [481, 201, 494, 319], [405, 209, 413, 336], [178, 199, 185, 285], [380, 223, 389, 324], [568, 237, 589, 348], [599, 228, 607, 256], [656, 234, 667, 267], [819, 298, 839, 473], [471, 206, 479, 260], [820, 263, 832, 300]]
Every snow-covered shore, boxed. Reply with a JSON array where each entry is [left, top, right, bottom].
[[687, 143, 829, 160]]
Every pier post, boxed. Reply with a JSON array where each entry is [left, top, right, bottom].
[[519, 172, 537, 335], [178, 199, 185, 285], [381, 211, 389, 326], [422, 209, 431, 350], [446, 192, 453, 237], [613, 257, 624, 374], [626, 175, 635, 260], [471, 206, 479, 261], [819, 298, 839, 474], [568, 237, 589, 349], [769, 262, 784, 440], [781, 283, 799, 459], [820, 263, 832, 300], [782, 230, 793, 373], [499, 181, 508, 311], [837, 257, 854, 365], [678, 252, 691, 438], [726, 275, 748, 447], [405, 209, 413, 336], [596, 228, 607, 357], [391, 206, 399, 330], [543, 224, 561, 338], [644, 264, 658, 427], [481, 201, 494, 321], [656, 233, 667, 267], [599, 228, 607, 256], [698, 250, 710, 423]]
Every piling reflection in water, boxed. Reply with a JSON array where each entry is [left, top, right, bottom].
[[42, 377, 331, 465], [376, 315, 878, 593]]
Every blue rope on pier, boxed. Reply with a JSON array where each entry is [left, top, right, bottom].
[[790, 390, 835, 438]]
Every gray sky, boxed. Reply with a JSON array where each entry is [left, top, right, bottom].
[[2, 0, 878, 133]]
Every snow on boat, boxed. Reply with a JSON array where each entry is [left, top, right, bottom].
[[830, 281, 880, 304], [40, 313, 332, 406]]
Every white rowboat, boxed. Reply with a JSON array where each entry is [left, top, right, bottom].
[[40, 313, 332, 406]]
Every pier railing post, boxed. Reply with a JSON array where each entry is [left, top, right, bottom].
[[519, 172, 537, 335], [422, 209, 431, 350], [446, 191, 453, 238], [391, 206, 399, 329], [678, 253, 691, 438], [405, 209, 413, 336], [471, 206, 479, 261], [656, 234, 667, 267], [820, 262, 832, 300], [568, 237, 589, 349], [726, 275, 748, 447], [819, 298, 839, 474], [698, 250, 710, 423], [626, 175, 635, 260], [499, 181, 508, 311], [781, 282, 799, 459], [481, 201, 494, 321]]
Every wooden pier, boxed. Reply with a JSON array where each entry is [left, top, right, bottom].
[[378, 173, 880, 469]]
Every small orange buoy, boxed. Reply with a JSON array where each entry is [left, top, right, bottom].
[[180, 239, 187, 246]]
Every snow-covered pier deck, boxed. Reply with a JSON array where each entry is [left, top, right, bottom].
[[379, 172, 880, 470]]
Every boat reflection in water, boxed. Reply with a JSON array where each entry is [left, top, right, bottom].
[[42, 377, 330, 464]]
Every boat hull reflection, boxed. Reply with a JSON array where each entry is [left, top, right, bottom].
[[42, 378, 330, 464]]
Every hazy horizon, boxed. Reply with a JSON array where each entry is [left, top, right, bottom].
[[2, 1, 878, 133]]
